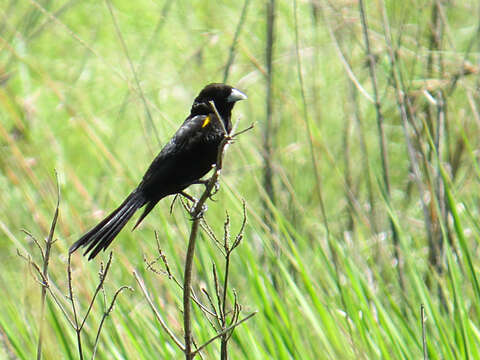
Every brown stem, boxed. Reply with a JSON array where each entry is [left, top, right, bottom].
[[220, 251, 231, 360], [36, 171, 60, 360], [183, 218, 200, 360], [67, 254, 83, 360], [92, 286, 133, 359], [183, 102, 241, 359]]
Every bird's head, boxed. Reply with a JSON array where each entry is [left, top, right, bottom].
[[191, 83, 247, 129]]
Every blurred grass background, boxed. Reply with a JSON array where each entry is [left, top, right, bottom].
[[1, 0, 480, 359]]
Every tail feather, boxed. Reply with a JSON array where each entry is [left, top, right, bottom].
[[69, 191, 145, 260], [83, 199, 138, 253], [85, 202, 138, 260], [132, 200, 159, 231]]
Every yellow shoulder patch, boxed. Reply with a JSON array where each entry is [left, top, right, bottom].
[[202, 115, 211, 128]]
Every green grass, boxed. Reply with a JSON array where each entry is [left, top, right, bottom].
[[1, 0, 480, 358]]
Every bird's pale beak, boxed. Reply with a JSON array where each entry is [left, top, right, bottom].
[[227, 88, 248, 102]]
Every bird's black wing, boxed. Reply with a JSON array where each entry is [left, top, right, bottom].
[[138, 114, 222, 198]]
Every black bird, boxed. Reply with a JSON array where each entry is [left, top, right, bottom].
[[69, 83, 247, 260]]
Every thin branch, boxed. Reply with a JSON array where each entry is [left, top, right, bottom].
[[212, 263, 223, 321], [201, 287, 221, 326], [92, 286, 133, 359], [67, 254, 83, 360], [17, 251, 46, 287], [21, 229, 44, 261], [36, 170, 60, 360], [133, 271, 185, 351], [227, 290, 241, 341], [46, 286, 75, 329], [144, 251, 217, 318], [231, 200, 247, 251], [190, 312, 257, 357], [18, 250, 76, 328], [219, 201, 247, 360], [155, 232, 172, 278], [79, 253, 114, 331], [200, 220, 223, 253], [231, 123, 255, 138]]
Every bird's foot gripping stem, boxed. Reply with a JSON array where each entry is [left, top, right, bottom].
[[180, 191, 207, 219], [191, 202, 208, 220], [192, 178, 220, 201], [207, 179, 220, 201]]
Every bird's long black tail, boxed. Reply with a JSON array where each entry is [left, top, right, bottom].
[[69, 191, 145, 260]]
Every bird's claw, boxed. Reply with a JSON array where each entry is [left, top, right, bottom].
[[208, 181, 220, 201], [194, 178, 220, 201], [190, 202, 208, 220]]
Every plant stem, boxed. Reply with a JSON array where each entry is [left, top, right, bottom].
[[183, 104, 235, 359], [220, 253, 230, 360], [183, 217, 200, 360], [36, 171, 60, 360]]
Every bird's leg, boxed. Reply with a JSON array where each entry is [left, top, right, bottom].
[[169, 194, 179, 214], [180, 191, 197, 203], [192, 179, 209, 186], [192, 178, 220, 201], [180, 191, 207, 219]]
